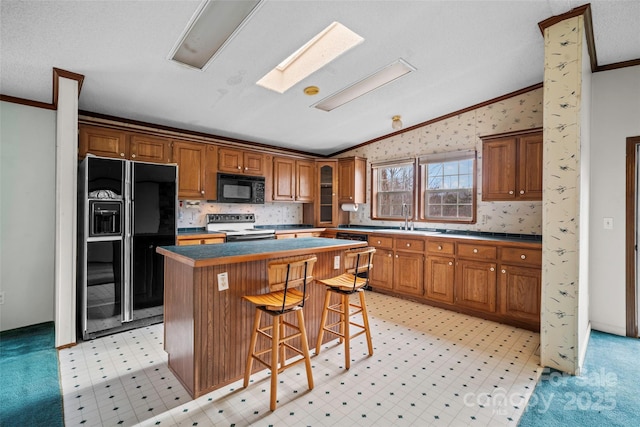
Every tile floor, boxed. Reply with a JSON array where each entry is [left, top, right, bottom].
[[59, 292, 541, 426]]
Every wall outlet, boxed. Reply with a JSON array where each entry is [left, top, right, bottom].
[[334, 256, 340, 269], [0, 291, 4, 305], [217, 272, 229, 291]]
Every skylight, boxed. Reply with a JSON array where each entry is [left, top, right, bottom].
[[256, 22, 364, 94]]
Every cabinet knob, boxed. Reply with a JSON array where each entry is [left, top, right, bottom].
[[120, 153, 125, 157], [520, 190, 525, 195], [520, 254, 526, 260], [448, 261, 453, 266], [245, 167, 248, 170], [131, 154, 136, 158], [438, 245, 442, 250], [377, 240, 381, 244], [509, 190, 514, 195], [201, 190, 205, 194], [473, 248, 478, 253], [490, 267, 495, 272], [406, 243, 411, 247], [501, 269, 506, 274], [237, 166, 242, 170], [395, 255, 399, 258], [388, 254, 392, 257]]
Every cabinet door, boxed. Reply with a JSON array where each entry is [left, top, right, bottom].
[[129, 134, 172, 163], [499, 264, 541, 326], [455, 259, 497, 312], [79, 125, 128, 159], [272, 157, 296, 201], [204, 144, 218, 200], [316, 161, 339, 226], [338, 157, 366, 204], [482, 138, 516, 201], [517, 133, 543, 200], [370, 248, 394, 290], [243, 152, 264, 176], [173, 141, 206, 199], [394, 251, 424, 296], [425, 256, 455, 304], [296, 160, 315, 202], [218, 148, 244, 173]]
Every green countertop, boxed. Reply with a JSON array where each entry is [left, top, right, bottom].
[[157, 237, 366, 267]]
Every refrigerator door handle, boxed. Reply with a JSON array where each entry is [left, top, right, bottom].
[[122, 161, 133, 323]]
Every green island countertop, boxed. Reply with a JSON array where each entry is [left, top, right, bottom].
[[156, 237, 366, 268]]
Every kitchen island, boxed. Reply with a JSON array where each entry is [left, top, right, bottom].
[[156, 237, 366, 398]]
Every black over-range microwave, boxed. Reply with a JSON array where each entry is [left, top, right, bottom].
[[216, 173, 265, 204]]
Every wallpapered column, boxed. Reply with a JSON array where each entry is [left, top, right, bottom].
[[541, 15, 587, 375]]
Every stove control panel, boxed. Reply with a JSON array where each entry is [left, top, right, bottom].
[[207, 213, 255, 224]]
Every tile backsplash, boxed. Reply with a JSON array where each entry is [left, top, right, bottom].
[[177, 201, 303, 228]]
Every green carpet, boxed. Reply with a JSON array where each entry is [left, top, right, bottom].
[[519, 330, 640, 426], [0, 322, 64, 427]]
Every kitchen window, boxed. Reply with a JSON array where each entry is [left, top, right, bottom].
[[371, 159, 415, 220], [419, 150, 476, 223]]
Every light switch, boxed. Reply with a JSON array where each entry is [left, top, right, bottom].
[[217, 272, 229, 291], [603, 217, 613, 230], [334, 256, 340, 269]]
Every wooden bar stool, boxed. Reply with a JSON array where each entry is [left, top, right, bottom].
[[315, 246, 375, 369], [242, 255, 317, 411]]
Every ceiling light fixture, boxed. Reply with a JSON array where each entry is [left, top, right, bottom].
[[392, 115, 403, 130], [168, 0, 262, 70], [313, 59, 416, 112], [304, 86, 320, 96], [256, 22, 364, 94]]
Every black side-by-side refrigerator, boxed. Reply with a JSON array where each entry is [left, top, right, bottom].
[[78, 155, 177, 340]]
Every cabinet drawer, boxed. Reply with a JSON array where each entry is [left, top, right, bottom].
[[427, 240, 454, 255], [370, 235, 393, 249], [457, 243, 497, 259], [501, 247, 541, 266], [395, 238, 425, 252]]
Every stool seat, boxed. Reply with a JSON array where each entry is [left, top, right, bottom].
[[315, 247, 375, 369], [243, 288, 305, 312], [243, 255, 317, 411]]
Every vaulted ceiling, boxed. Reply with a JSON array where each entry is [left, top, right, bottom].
[[1, 1, 639, 155]]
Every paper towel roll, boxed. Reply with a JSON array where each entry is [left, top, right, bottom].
[[341, 203, 359, 212]]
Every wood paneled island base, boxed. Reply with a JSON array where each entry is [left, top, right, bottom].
[[157, 238, 366, 399]]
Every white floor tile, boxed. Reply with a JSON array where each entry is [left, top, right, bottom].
[[60, 292, 539, 426]]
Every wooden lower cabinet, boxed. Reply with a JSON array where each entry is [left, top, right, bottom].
[[425, 256, 455, 304], [499, 264, 541, 326], [370, 248, 394, 291], [455, 259, 497, 312], [394, 251, 424, 296]]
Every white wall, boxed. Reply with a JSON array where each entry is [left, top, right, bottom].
[[590, 65, 640, 336], [0, 101, 57, 331]]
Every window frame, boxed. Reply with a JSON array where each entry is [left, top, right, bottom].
[[370, 158, 417, 221], [418, 150, 477, 224]]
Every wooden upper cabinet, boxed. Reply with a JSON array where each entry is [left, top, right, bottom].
[[173, 141, 207, 199], [218, 147, 264, 176], [338, 156, 366, 204], [481, 129, 542, 201], [129, 134, 172, 163], [296, 159, 315, 202], [272, 157, 314, 202], [517, 133, 543, 200], [79, 125, 128, 159], [272, 157, 296, 201], [79, 125, 172, 163]]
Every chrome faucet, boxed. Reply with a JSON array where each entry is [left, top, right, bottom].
[[402, 203, 410, 231]]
